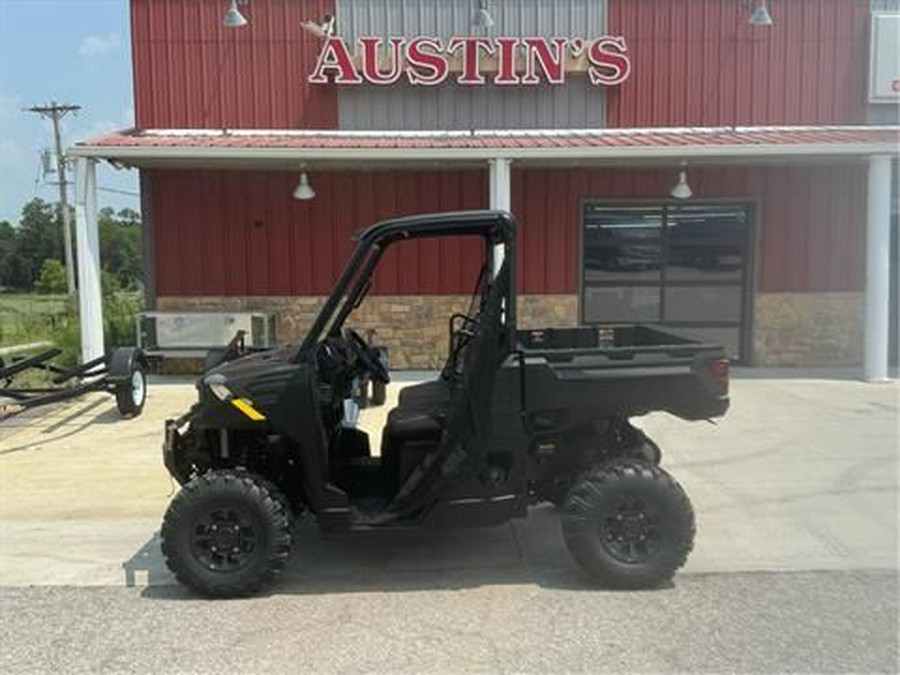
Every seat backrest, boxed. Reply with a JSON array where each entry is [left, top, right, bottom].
[[390, 260, 509, 512]]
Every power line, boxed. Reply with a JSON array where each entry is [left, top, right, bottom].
[[98, 187, 140, 198], [27, 101, 81, 295]]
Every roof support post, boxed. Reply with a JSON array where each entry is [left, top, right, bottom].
[[864, 154, 892, 381], [489, 158, 512, 277], [74, 157, 105, 363]]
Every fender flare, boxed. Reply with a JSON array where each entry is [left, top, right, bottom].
[[106, 346, 149, 383]]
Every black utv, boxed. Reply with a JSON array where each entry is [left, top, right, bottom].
[[161, 210, 730, 597]]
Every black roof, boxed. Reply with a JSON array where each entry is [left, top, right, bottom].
[[354, 210, 516, 244]]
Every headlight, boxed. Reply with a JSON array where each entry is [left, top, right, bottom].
[[204, 374, 232, 401]]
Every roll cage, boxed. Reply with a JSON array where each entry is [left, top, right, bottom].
[[293, 210, 517, 362]]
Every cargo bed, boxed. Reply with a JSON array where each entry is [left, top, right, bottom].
[[516, 326, 730, 421]]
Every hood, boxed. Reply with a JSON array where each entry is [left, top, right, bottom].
[[202, 346, 304, 413]]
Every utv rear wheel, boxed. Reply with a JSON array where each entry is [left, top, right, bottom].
[[161, 470, 292, 597], [562, 461, 694, 589]]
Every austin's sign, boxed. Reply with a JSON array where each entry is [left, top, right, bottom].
[[308, 36, 631, 87]]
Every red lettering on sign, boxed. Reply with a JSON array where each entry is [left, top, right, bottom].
[[406, 37, 450, 86], [359, 37, 405, 85], [447, 37, 495, 85], [307, 35, 633, 87], [587, 36, 631, 86], [522, 37, 568, 85], [494, 37, 521, 85], [308, 36, 362, 84]]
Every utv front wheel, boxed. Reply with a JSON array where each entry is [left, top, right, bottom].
[[562, 461, 694, 589], [161, 470, 292, 597]]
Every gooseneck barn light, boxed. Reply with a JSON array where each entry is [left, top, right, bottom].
[[473, 0, 495, 29], [749, 0, 774, 26], [292, 171, 316, 201], [223, 0, 248, 28], [670, 162, 693, 200], [301, 14, 336, 39]]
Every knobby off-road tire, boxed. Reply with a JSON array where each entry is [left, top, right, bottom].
[[562, 461, 694, 589], [161, 469, 292, 598], [631, 433, 662, 465]]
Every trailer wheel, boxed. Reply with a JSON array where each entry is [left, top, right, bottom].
[[161, 469, 292, 598], [115, 361, 147, 417], [562, 460, 694, 589]]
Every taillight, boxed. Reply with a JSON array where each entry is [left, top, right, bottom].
[[707, 358, 730, 395]]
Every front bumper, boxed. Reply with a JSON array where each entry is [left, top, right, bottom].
[[162, 407, 195, 484]]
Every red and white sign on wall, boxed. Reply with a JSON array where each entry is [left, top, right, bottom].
[[308, 36, 631, 87]]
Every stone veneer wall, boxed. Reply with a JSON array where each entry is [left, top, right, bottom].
[[157, 295, 579, 370], [753, 292, 864, 366], [158, 293, 865, 368]]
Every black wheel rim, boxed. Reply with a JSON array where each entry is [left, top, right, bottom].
[[190, 507, 259, 572], [599, 499, 661, 564]]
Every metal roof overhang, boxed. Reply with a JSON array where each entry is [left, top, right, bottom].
[[68, 126, 900, 170]]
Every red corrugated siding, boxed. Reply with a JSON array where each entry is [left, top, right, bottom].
[[513, 165, 867, 294], [131, 0, 337, 129], [150, 169, 489, 296], [607, 0, 870, 127], [153, 165, 866, 298]]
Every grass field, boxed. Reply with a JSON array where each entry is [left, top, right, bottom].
[[0, 293, 70, 349]]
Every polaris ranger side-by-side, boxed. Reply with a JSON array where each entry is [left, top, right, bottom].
[[161, 210, 730, 597]]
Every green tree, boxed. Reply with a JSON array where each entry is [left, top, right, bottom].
[[0, 220, 21, 289], [3, 198, 142, 292], [35, 258, 68, 294], [99, 207, 142, 289], [16, 198, 64, 289]]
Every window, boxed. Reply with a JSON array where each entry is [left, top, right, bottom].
[[582, 203, 752, 361]]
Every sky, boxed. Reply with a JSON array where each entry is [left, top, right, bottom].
[[0, 0, 139, 224]]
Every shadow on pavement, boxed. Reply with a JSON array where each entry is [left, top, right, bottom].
[[129, 505, 669, 599], [0, 398, 119, 456]]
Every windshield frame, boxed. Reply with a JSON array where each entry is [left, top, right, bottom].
[[292, 211, 516, 363]]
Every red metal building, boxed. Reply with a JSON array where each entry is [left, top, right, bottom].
[[71, 0, 899, 372]]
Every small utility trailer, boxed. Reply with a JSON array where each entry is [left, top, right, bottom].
[[0, 346, 148, 419]]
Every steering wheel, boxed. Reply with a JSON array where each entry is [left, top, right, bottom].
[[346, 329, 390, 384]]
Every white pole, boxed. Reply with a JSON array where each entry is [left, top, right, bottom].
[[864, 155, 892, 382], [74, 157, 105, 363], [489, 158, 512, 276]]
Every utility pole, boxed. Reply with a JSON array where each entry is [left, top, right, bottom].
[[28, 101, 81, 295]]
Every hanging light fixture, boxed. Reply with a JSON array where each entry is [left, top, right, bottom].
[[223, 0, 248, 28], [473, 0, 495, 30], [749, 0, 774, 27], [670, 162, 693, 200], [301, 14, 336, 39], [292, 171, 316, 201]]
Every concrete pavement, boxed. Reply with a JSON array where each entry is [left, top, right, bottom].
[[0, 371, 897, 672], [0, 372, 896, 586]]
